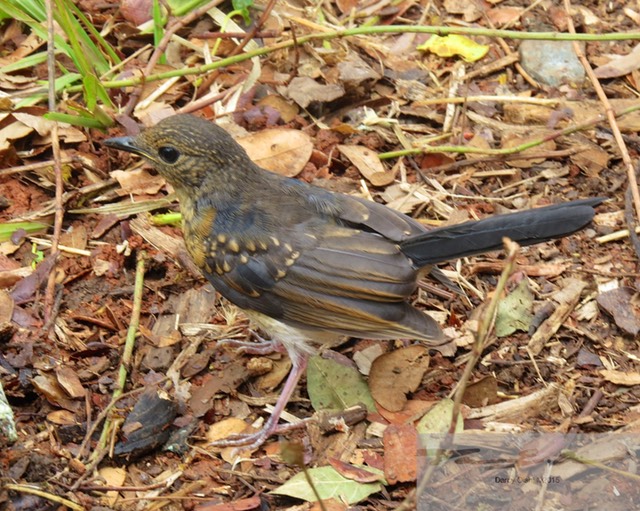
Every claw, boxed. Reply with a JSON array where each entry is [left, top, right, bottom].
[[211, 355, 309, 450], [217, 330, 286, 355]]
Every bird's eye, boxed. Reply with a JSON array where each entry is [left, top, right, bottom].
[[158, 146, 180, 163]]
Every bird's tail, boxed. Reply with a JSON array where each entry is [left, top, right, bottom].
[[400, 198, 605, 267]]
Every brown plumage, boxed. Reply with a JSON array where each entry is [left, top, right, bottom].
[[105, 114, 603, 448]]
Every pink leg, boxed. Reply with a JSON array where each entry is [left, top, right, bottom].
[[210, 355, 308, 449]]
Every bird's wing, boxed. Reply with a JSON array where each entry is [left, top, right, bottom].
[[201, 221, 442, 342], [322, 192, 428, 241]]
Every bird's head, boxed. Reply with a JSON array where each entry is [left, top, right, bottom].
[[104, 114, 254, 191]]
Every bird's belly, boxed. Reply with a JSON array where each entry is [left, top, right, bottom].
[[243, 309, 344, 362]]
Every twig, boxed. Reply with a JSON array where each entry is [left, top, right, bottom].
[[381, 102, 640, 160], [67, 26, 640, 95], [89, 250, 146, 463], [4, 484, 83, 511], [195, 0, 278, 98], [0, 158, 74, 177], [43, 0, 64, 328]]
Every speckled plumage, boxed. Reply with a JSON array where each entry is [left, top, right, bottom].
[[105, 114, 603, 449]]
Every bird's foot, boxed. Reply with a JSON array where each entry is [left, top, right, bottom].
[[217, 330, 285, 355], [210, 420, 306, 450], [211, 356, 308, 451]]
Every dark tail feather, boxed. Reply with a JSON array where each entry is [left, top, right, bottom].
[[401, 198, 605, 267]]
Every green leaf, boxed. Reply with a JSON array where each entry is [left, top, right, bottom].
[[43, 112, 110, 129], [0, 221, 49, 242], [272, 466, 383, 504], [416, 399, 464, 435], [495, 279, 534, 337], [416, 398, 464, 459], [232, 0, 253, 24], [153, 0, 166, 65], [306, 355, 376, 413], [151, 212, 182, 226]]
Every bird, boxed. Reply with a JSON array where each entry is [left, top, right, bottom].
[[105, 114, 604, 449]]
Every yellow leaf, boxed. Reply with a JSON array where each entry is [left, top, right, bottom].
[[417, 34, 489, 62]]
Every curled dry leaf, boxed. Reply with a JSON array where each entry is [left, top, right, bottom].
[[337, 145, 395, 186], [594, 43, 640, 79], [328, 458, 383, 483], [237, 129, 313, 178], [31, 374, 79, 411]]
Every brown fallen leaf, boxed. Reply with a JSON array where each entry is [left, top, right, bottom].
[[194, 495, 262, 511], [31, 374, 80, 412], [337, 144, 395, 186], [383, 423, 418, 484], [594, 43, 640, 78], [55, 366, 86, 399], [237, 128, 313, 178], [111, 168, 166, 195], [98, 467, 126, 507], [599, 369, 640, 386], [376, 399, 436, 425], [286, 76, 345, 108], [369, 345, 429, 412], [462, 376, 499, 408], [596, 287, 640, 336]]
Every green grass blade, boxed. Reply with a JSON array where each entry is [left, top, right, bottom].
[[44, 112, 112, 129], [0, 221, 49, 242]]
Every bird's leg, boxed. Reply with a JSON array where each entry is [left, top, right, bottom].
[[210, 354, 308, 449], [217, 330, 286, 356]]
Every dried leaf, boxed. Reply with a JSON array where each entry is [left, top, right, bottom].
[[337, 145, 395, 186], [594, 43, 640, 78], [111, 168, 166, 195], [500, 132, 556, 168], [369, 345, 429, 412], [286, 77, 345, 108], [596, 287, 640, 335], [55, 366, 86, 398], [462, 376, 499, 407], [600, 369, 640, 386], [256, 95, 299, 123], [383, 423, 418, 484], [0, 289, 14, 323], [98, 467, 126, 507], [327, 458, 383, 483], [237, 128, 313, 177]]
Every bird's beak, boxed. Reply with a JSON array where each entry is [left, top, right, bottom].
[[104, 136, 149, 158]]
